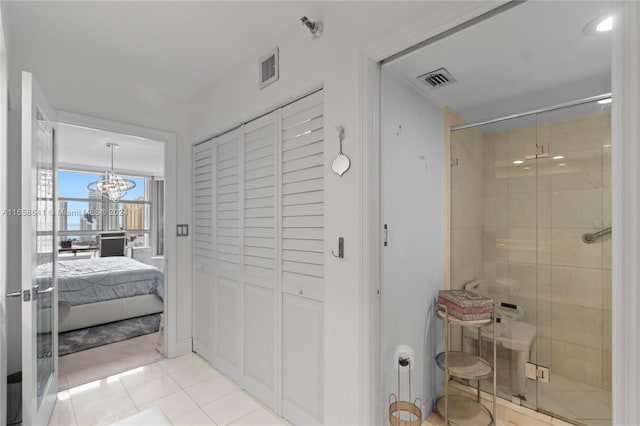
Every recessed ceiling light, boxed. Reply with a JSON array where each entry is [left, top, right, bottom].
[[598, 98, 612, 105], [584, 14, 614, 35], [513, 160, 524, 165], [596, 16, 614, 32], [553, 155, 565, 160], [558, 163, 568, 167]]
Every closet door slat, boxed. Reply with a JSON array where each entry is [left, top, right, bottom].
[[281, 92, 324, 303], [193, 141, 214, 269], [242, 112, 278, 409]]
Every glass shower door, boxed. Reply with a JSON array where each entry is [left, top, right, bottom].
[[450, 114, 541, 411], [449, 99, 612, 425], [535, 102, 611, 425]]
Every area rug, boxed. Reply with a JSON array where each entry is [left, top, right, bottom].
[[59, 313, 161, 356]]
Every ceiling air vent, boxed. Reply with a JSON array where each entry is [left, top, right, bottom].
[[259, 47, 279, 89], [417, 68, 456, 88]]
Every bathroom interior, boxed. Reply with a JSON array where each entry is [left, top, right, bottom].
[[381, 1, 612, 425]]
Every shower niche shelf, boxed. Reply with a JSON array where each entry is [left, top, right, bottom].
[[436, 305, 496, 426]]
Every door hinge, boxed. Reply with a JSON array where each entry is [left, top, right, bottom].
[[526, 362, 550, 383], [383, 224, 388, 246]]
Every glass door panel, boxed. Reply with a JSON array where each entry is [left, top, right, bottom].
[[535, 101, 612, 425], [450, 114, 540, 410]]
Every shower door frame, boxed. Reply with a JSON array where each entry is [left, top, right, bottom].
[[449, 95, 612, 421], [358, 2, 640, 425]]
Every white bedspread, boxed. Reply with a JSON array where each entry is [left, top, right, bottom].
[[37, 257, 164, 306]]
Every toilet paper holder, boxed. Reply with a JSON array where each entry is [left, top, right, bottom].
[[389, 356, 422, 426]]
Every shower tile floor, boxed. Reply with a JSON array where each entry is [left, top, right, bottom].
[[482, 356, 611, 425]]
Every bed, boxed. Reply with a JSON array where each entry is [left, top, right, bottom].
[[38, 257, 164, 332]]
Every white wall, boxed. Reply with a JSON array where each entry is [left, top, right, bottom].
[[381, 69, 444, 414], [187, 4, 447, 423]]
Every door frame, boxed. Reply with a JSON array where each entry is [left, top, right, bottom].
[[21, 71, 59, 426], [54, 111, 179, 357], [357, 1, 640, 425], [0, 3, 8, 424]]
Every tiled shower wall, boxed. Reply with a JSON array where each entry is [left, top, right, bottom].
[[481, 111, 611, 389], [450, 127, 484, 291]]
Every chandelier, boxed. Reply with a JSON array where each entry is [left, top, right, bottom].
[[87, 143, 136, 202]]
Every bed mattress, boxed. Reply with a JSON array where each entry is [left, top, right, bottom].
[[37, 257, 164, 306]]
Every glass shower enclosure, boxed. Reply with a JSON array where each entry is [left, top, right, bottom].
[[449, 97, 611, 425]]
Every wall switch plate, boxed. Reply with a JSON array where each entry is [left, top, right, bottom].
[[177, 224, 189, 237]]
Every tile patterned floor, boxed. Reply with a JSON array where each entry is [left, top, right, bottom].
[[59, 332, 164, 390], [50, 352, 290, 426]]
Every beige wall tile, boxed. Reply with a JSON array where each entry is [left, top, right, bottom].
[[508, 262, 537, 300], [508, 193, 536, 228], [551, 228, 603, 268], [603, 351, 611, 390], [538, 228, 552, 265], [603, 270, 611, 310], [485, 194, 509, 228], [603, 310, 611, 352], [538, 336, 552, 366], [538, 265, 552, 304], [551, 303, 603, 349], [603, 232, 611, 270], [537, 191, 552, 228], [551, 266, 603, 309], [508, 173, 537, 194], [603, 188, 611, 227], [452, 189, 483, 228], [485, 168, 509, 195], [484, 228, 509, 262], [551, 189, 603, 229], [551, 340, 603, 387], [538, 299, 552, 339], [602, 146, 611, 189], [550, 149, 603, 192], [550, 114, 604, 153], [509, 228, 537, 264]]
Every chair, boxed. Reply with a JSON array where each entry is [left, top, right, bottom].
[[99, 231, 127, 257]]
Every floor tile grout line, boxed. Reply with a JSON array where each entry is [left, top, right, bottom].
[[118, 376, 144, 416], [227, 406, 264, 425]]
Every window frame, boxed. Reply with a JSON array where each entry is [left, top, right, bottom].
[[57, 168, 154, 249]]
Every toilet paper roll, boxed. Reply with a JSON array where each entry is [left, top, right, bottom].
[[394, 345, 416, 372]]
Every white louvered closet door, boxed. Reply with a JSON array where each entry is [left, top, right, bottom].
[[280, 91, 325, 425], [242, 112, 278, 408], [192, 141, 214, 363], [202, 90, 324, 425], [213, 129, 243, 382]]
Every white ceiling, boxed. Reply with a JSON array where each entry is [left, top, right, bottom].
[[387, 1, 614, 124], [58, 123, 165, 176], [5, 1, 322, 101]]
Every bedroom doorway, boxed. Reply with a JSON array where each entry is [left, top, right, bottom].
[[55, 122, 167, 390]]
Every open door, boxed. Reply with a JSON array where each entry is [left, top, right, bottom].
[[21, 71, 58, 425]]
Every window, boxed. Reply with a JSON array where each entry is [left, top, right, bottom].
[[58, 170, 152, 249], [153, 179, 165, 256]]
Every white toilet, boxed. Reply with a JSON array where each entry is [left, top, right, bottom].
[[463, 280, 537, 396]]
